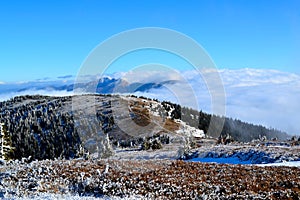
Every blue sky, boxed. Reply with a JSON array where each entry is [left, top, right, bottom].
[[0, 0, 299, 82]]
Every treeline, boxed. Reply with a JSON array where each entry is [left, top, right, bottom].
[[159, 101, 288, 142]]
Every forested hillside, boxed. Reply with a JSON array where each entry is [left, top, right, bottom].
[[180, 106, 288, 142], [0, 95, 288, 161]]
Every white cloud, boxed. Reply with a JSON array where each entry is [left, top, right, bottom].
[[121, 68, 182, 84], [0, 89, 74, 102]]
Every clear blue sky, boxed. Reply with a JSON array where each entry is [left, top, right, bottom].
[[0, 0, 299, 82]]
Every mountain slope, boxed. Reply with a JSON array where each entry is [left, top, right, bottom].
[[0, 95, 288, 160]]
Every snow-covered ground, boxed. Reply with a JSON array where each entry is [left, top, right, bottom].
[[1, 141, 299, 199], [7, 193, 143, 200], [1, 158, 299, 199], [257, 161, 300, 167], [186, 142, 300, 166], [189, 157, 300, 167], [188, 157, 252, 165], [175, 120, 205, 138]]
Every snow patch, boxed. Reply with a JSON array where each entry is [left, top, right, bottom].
[[257, 161, 300, 167], [176, 120, 205, 138], [188, 157, 252, 165]]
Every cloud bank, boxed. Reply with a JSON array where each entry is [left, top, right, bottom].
[[0, 89, 74, 102]]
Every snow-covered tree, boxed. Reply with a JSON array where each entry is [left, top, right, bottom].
[[97, 133, 114, 159], [177, 135, 195, 160], [0, 123, 14, 160]]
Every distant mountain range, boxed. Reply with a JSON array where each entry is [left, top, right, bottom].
[[0, 77, 181, 95]]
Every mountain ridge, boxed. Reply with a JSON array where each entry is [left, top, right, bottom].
[[0, 94, 288, 161]]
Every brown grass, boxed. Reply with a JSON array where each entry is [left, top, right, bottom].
[[5, 159, 300, 199], [163, 118, 180, 132]]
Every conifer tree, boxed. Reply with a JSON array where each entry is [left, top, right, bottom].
[[0, 122, 15, 160]]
